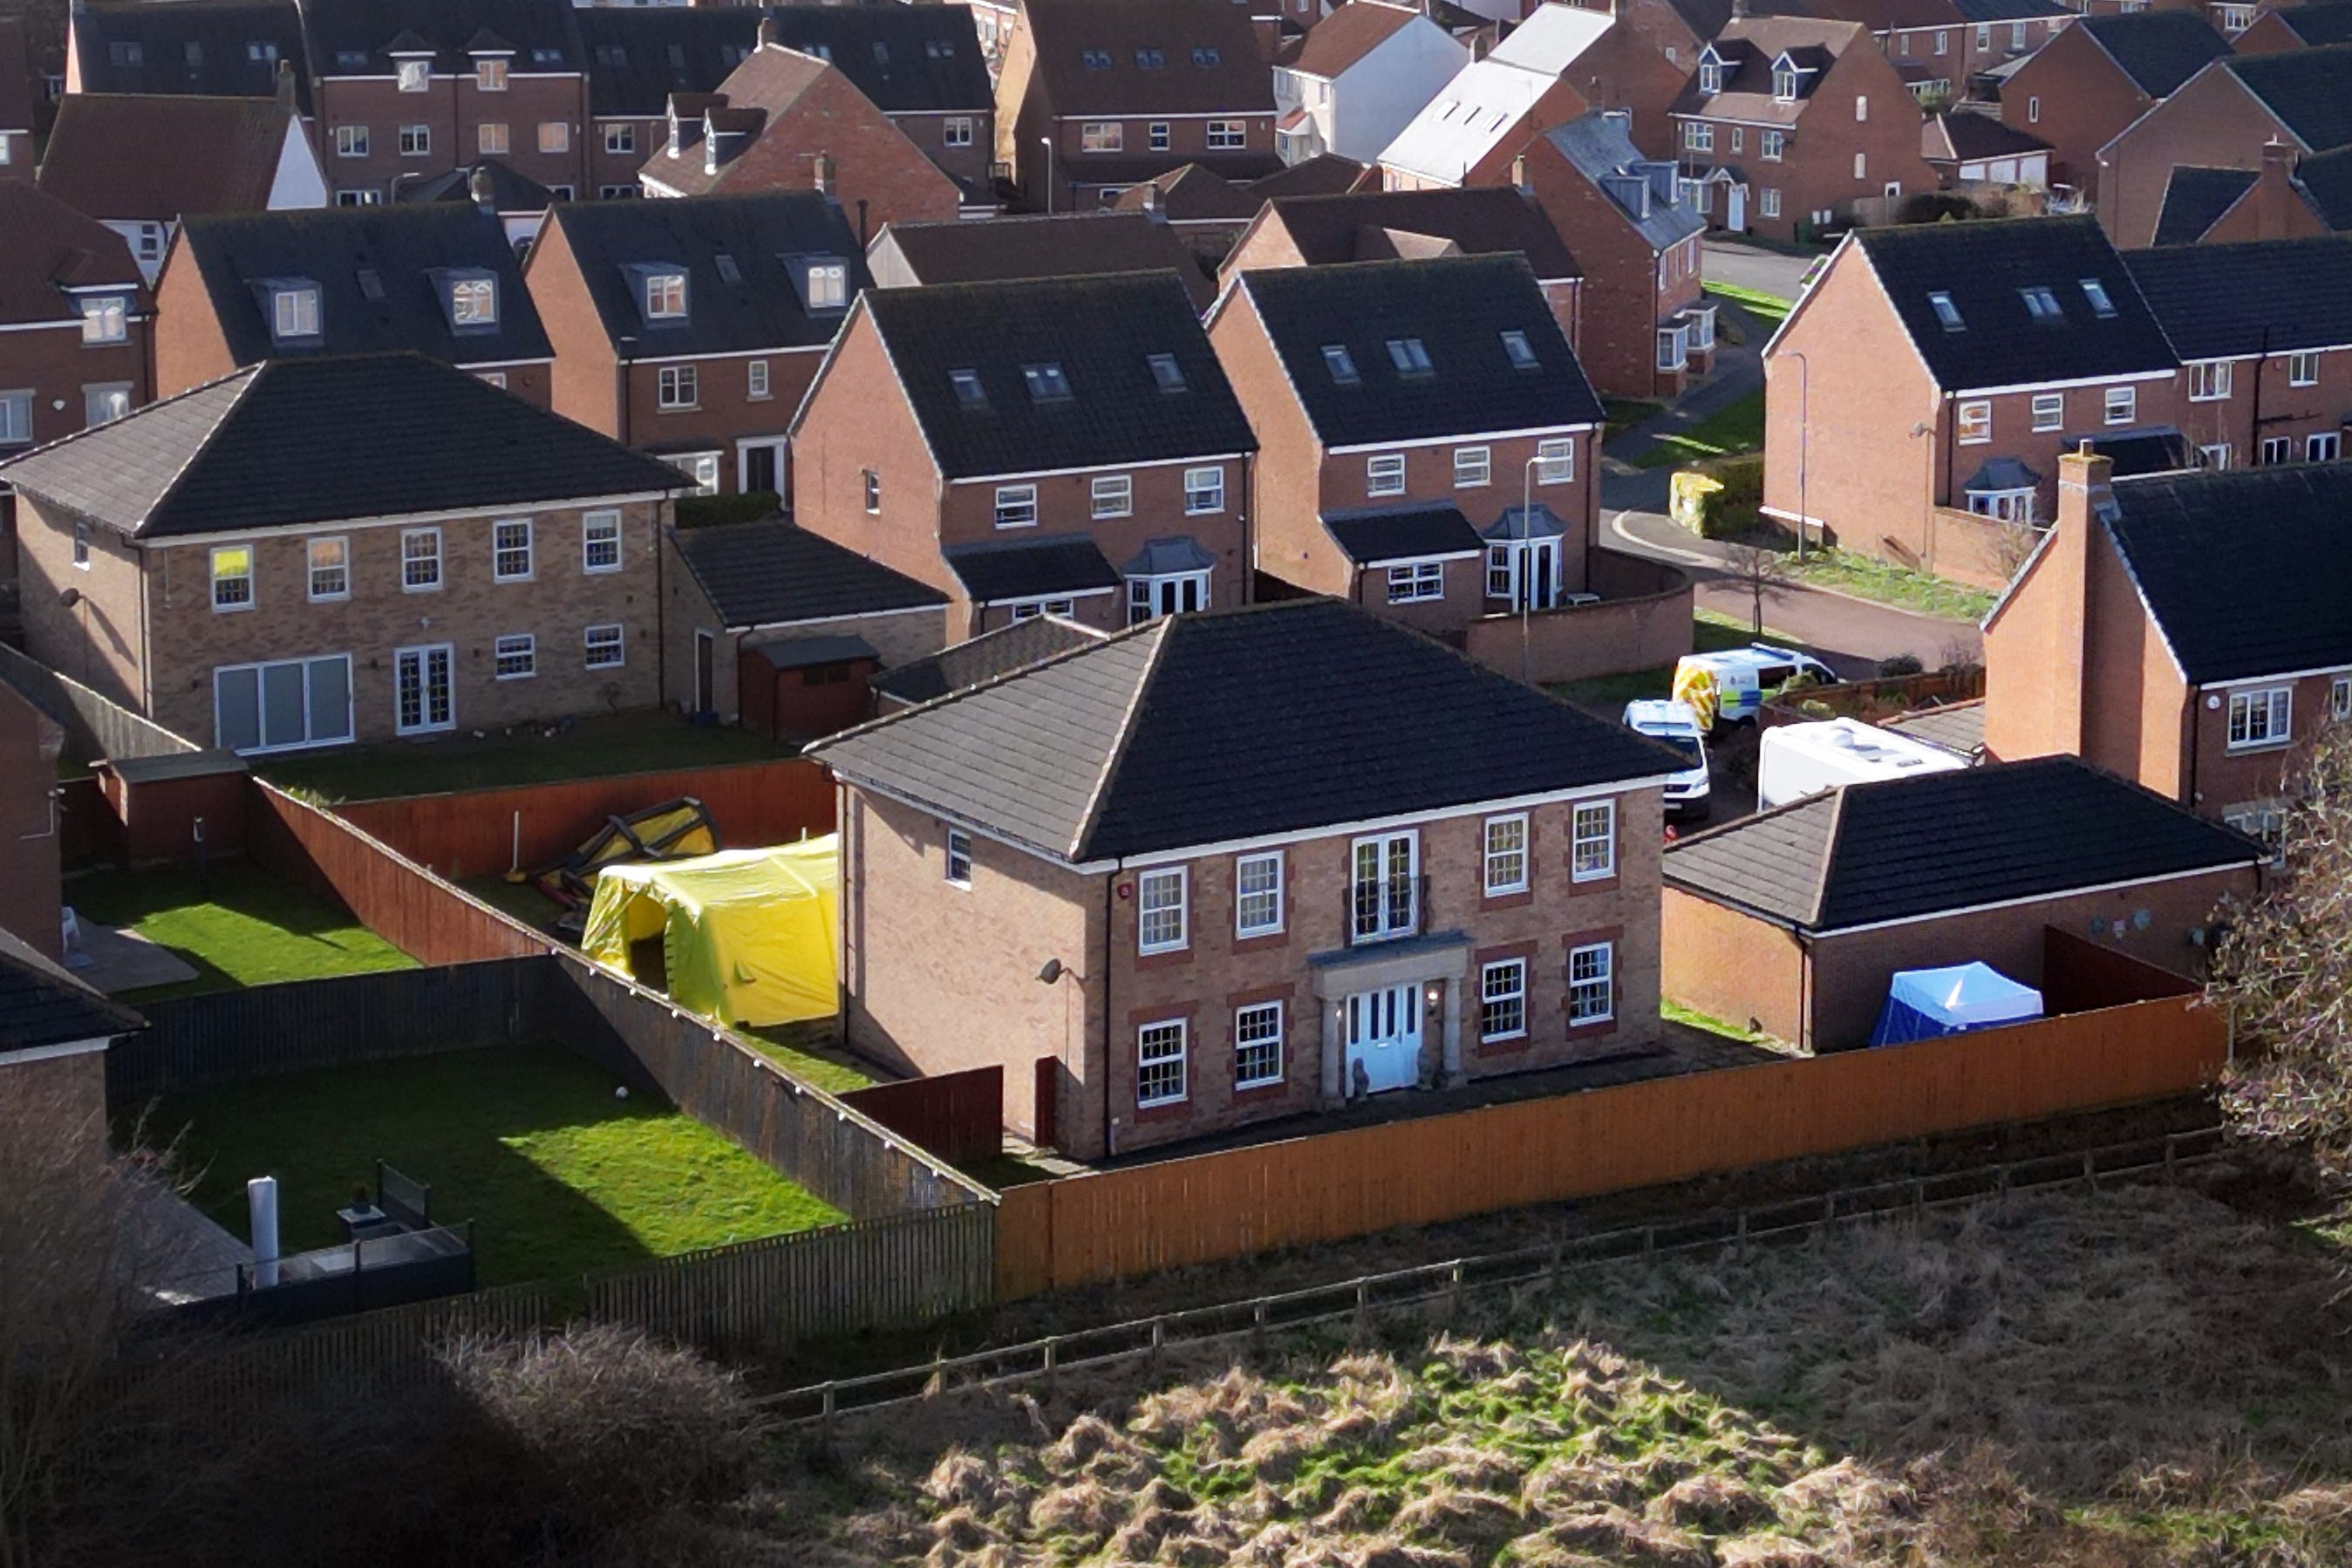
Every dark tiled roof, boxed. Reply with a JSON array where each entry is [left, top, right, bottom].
[[576, 7, 759, 116], [300, 0, 581, 74], [0, 353, 687, 540], [1245, 184, 1580, 278], [177, 203, 551, 369], [671, 519, 943, 630], [1852, 216, 2173, 392], [69, 0, 312, 111], [0, 181, 146, 329], [2226, 45, 2352, 153], [2299, 144, 2352, 228], [1322, 503, 1484, 565], [942, 535, 1121, 602], [811, 598, 1686, 862], [1020, 0, 1275, 119], [396, 160, 554, 212], [39, 94, 301, 221], [2100, 464, 2352, 684], [2150, 165, 2256, 246], [0, 926, 143, 1053], [857, 271, 1255, 481], [1539, 113, 1705, 254], [1054, 150, 1286, 187], [578, 4, 989, 117], [1110, 162, 1269, 222], [2124, 235, 2352, 359], [2075, 10, 2229, 98], [540, 192, 865, 355], [1232, 255, 1604, 447], [1244, 154, 1374, 201], [1946, 0, 2069, 21], [747, 632, 877, 670], [870, 614, 1106, 706], [1878, 699, 1986, 759], [876, 211, 1213, 310], [1663, 755, 2259, 932], [2069, 426, 2192, 478], [2272, 2, 2352, 44], [1922, 111, 2050, 163]]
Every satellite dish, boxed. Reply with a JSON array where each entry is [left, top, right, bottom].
[[57, 587, 81, 610]]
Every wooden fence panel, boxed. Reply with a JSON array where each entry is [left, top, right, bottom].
[[332, 759, 838, 883], [0, 643, 197, 761], [1000, 995, 2227, 1298], [842, 1067, 1004, 1165]]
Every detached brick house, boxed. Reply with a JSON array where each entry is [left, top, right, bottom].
[[153, 202, 554, 403], [527, 190, 867, 496], [1669, 16, 1939, 241], [790, 271, 1257, 637], [1988, 11, 2229, 194], [2123, 234, 2352, 472], [1661, 755, 2260, 1050], [809, 597, 1681, 1159], [2151, 140, 2352, 244], [0, 182, 151, 455], [2, 353, 686, 753], [996, 0, 1279, 212], [1762, 216, 2181, 580], [1521, 111, 1714, 399], [2097, 45, 2352, 249], [1986, 450, 2352, 842], [1208, 256, 1605, 642]]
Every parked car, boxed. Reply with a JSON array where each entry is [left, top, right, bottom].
[[1756, 717, 1966, 808], [1622, 699, 1711, 822], [1671, 644, 1837, 732]]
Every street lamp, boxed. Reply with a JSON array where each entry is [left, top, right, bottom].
[[1517, 453, 1548, 685], [1786, 348, 1810, 562]]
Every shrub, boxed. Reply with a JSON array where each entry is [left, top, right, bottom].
[[1875, 653, 1924, 678], [675, 491, 783, 529]]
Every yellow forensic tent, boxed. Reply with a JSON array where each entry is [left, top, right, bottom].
[[580, 839, 837, 1027]]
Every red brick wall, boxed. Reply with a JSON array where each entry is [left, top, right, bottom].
[[660, 71, 964, 233], [1524, 135, 1701, 399], [2097, 67, 2287, 249], [524, 213, 623, 436], [2170, 349, 2352, 467], [1994, 23, 2152, 192], [0, 321, 151, 449], [1660, 885, 1806, 1042], [314, 71, 590, 201]]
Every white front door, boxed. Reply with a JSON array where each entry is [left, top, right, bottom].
[[393, 644, 454, 735], [1726, 182, 1747, 230], [1344, 984, 1422, 1095]]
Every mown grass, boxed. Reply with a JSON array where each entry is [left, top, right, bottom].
[[257, 712, 800, 803], [1708, 279, 1796, 322], [65, 862, 414, 1001], [1634, 388, 1768, 470], [150, 1043, 844, 1286], [736, 1026, 883, 1095], [1662, 999, 1792, 1052]]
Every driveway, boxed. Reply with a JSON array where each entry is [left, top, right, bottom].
[[1701, 237, 1819, 303]]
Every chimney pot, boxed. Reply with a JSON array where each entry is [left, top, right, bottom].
[[813, 152, 836, 195], [756, 12, 778, 50], [275, 57, 297, 110], [468, 163, 496, 211]]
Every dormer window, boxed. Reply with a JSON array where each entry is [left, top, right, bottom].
[[271, 283, 320, 341], [1499, 330, 1538, 372], [926, 37, 954, 58], [1022, 362, 1073, 402], [1772, 65, 1799, 99], [642, 269, 687, 320], [1698, 59, 1721, 93], [78, 295, 128, 344], [950, 369, 987, 409], [357, 268, 385, 301], [789, 256, 849, 311], [448, 273, 497, 327], [1135, 46, 1165, 67], [1082, 48, 1111, 67], [1191, 45, 1221, 65], [2019, 284, 2062, 324], [334, 49, 366, 72], [2080, 277, 2117, 318], [476, 57, 508, 91], [396, 58, 431, 92], [531, 46, 562, 65], [1927, 290, 1963, 331], [1386, 337, 1433, 378], [1322, 344, 1360, 385], [1147, 352, 1186, 392]]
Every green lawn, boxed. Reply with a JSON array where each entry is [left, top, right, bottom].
[[458, 873, 571, 937], [1634, 387, 1768, 469], [1662, 999, 1793, 1051], [152, 1043, 846, 1286], [1603, 398, 1665, 440], [259, 712, 801, 803], [65, 862, 414, 1001], [738, 1026, 883, 1095], [1546, 611, 1764, 712], [1707, 279, 1797, 322], [1789, 547, 2000, 622]]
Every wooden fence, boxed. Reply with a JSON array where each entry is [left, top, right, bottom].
[[584, 1205, 996, 1356], [110, 958, 544, 1105], [842, 1066, 1006, 1165], [0, 642, 196, 761], [332, 758, 837, 883], [995, 992, 2228, 1299]]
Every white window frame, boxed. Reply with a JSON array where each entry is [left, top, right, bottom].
[[476, 58, 508, 91], [583, 509, 623, 573], [538, 120, 569, 154], [1206, 119, 1245, 149], [2334, 676, 2351, 721], [83, 385, 131, 426], [1091, 474, 1133, 519], [2289, 351, 2320, 387], [493, 633, 535, 680], [944, 827, 973, 887], [306, 535, 350, 602], [1184, 466, 1224, 515], [1567, 941, 1615, 1026], [1080, 121, 1122, 153], [1387, 561, 1445, 603], [2312, 432, 2343, 462], [644, 272, 686, 319], [2226, 685, 2292, 751], [1128, 570, 1209, 624], [492, 517, 534, 582], [274, 285, 320, 338], [944, 116, 973, 147], [2200, 443, 2231, 472], [2187, 360, 2233, 402], [1234, 851, 1283, 937], [657, 364, 699, 410], [1571, 798, 1616, 882], [1233, 1001, 1284, 1089], [1350, 829, 1418, 943], [1760, 187, 1781, 219], [210, 544, 255, 612], [604, 123, 636, 155], [78, 296, 127, 344], [994, 482, 1039, 528], [1149, 122, 1169, 152], [334, 124, 368, 158], [1761, 129, 1783, 161], [1366, 453, 1407, 496], [584, 624, 625, 669], [1957, 399, 1992, 444], [477, 122, 509, 156], [1480, 958, 1528, 1044], [213, 654, 356, 754], [747, 359, 769, 400], [863, 469, 881, 514], [401, 526, 442, 592], [1136, 1019, 1187, 1107], [399, 123, 429, 156], [1483, 812, 1530, 896], [2103, 385, 2136, 426], [1536, 438, 1574, 484], [2029, 392, 2063, 432], [1685, 121, 1714, 153], [1453, 446, 1490, 488], [449, 276, 495, 327], [1137, 865, 1189, 954]]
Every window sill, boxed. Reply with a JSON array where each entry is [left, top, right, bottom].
[[1481, 889, 1534, 911], [2224, 740, 2294, 755], [1231, 1078, 1288, 1101], [1231, 929, 1290, 957], [657, 405, 701, 414], [1132, 1098, 1189, 1124], [1476, 1031, 1529, 1058]]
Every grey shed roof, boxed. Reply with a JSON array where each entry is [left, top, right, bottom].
[[810, 597, 1686, 864], [1663, 755, 2260, 933], [671, 520, 943, 631]]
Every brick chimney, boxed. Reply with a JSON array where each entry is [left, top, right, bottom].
[[275, 57, 297, 111], [2041, 444, 2110, 757], [2255, 138, 2293, 240], [812, 152, 835, 196]]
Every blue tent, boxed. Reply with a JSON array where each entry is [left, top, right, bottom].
[[1869, 962, 2043, 1047]]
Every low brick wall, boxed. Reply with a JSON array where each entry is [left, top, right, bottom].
[[1462, 550, 1694, 685], [1842, 507, 2028, 594]]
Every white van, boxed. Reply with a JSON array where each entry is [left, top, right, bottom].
[[1757, 718, 1967, 809], [1621, 699, 1711, 821], [1670, 644, 1838, 733]]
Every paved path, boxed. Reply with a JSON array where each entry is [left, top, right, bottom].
[[1701, 236, 1819, 302]]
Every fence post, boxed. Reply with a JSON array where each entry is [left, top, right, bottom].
[[1912, 1178, 1926, 1218], [1642, 1225, 1655, 1258], [1547, 1238, 1563, 1285], [1353, 1278, 1369, 1339], [2164, 1133, 2178, 1182], [1043, 1335, 1060, 1397], [2083, 1150, 2097, 1196], [1448, 1262, 1462, 1319], [1252, 1299, 1268, 1348], [819, 1382, 836, 1449], [1823, 1191, 1836, 1225], [1149, 1317, 1163, 1366]]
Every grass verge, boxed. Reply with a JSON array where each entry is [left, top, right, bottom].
[[65, 862, 414, 1001], [1661, 999, 1792, 1051], [257, 712, 801, 803], [737, 1026, 883, 1095], [1633, 388, 1766, 470], [1788, 546, 1999, 621], [149, 1042, 845, 1286], [1707, 279, 1796, 323]]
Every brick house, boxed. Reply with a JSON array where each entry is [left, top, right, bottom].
[[1, 353, 686, 752], [996, 0, 1279, 213], [0, 929, 143, 1168], [65, 0, 312, 107], [1988, 11, 2229, 194], [2097, 45, 2352, 249], [1669, 15, 1940, 241], [2235, 0, 2352, 51], [1271, 0, 1466, 166], [1555, 0, 1824, 157], [1661, 755, 2260, 1051], [0, 181, 150, 460], [1985, 450, 2352, 841], [527, 190, 866, 497], [869, 209, 1217, 310], [1106, 154, 1373, 258], [576, 5, 994, 205], [790, 271, 1255, 638], [1521, 112, 1713, 399], [0, 18, 36, 174], [1762, 215, 2181, 580], [1920, 109, 2052, 189], [153, 202, 552, 404], [1208, 256, 1605, 642], [1863, 0, 2073, 100], [2123, 234, 2352, 471], [2150, 140, 2352, 243], [36, 91, 326, 283], [808, 597, 1681, 1159], [662, 517, 944, 730]]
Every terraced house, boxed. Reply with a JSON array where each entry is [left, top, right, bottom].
[[788, 271, 1256, 638], [810, 597, 1682, 1159], [2, 354, 685, 753]]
